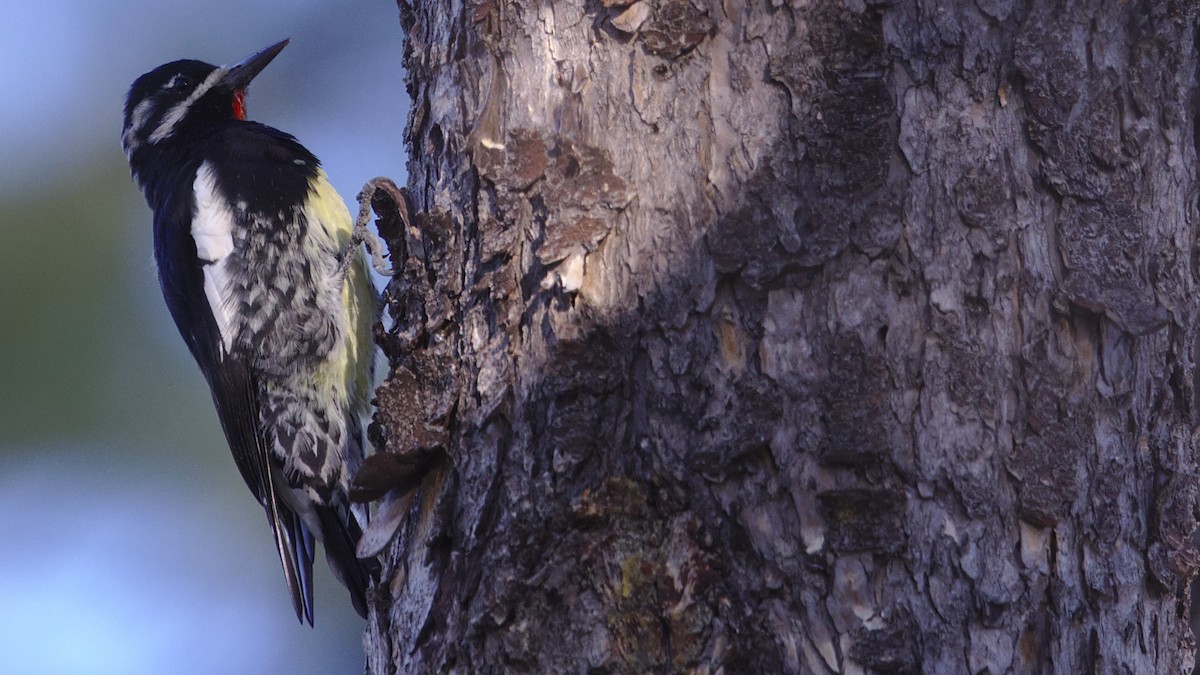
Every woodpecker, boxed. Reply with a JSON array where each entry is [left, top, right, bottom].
[[122, 39, 379, 624]]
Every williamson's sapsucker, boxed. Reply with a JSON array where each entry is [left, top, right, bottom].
[[122, 39, 379, 624]]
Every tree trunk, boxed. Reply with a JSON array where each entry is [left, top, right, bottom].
[[362, 0, 1200, 672]]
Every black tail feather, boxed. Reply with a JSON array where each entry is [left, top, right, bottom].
[[266, 497, 316, 625], [317, 504, 379, 619]]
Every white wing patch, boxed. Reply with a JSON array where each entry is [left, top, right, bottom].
[[192, 162, 238, 353]]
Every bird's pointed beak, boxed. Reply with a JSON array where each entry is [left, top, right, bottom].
[[225, 38, 290, 91]]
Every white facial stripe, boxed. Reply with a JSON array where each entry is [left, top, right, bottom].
[[129, 98, 154, 133], [192, 161, 238, 352], [149, 67, 226, 144], [122, 98, 156, 158]]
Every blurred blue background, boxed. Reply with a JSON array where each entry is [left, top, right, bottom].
[[0, 1, 407, 672]]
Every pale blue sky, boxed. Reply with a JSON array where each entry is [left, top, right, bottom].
[[0, 2, 408, 673], [0, 0, 407, 204]]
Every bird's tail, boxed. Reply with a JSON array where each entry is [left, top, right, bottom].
[[318, 500, 380, 619], [265, 488, 317, 625]]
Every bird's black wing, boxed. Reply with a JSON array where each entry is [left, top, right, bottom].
[[152, 155, 316, 624]]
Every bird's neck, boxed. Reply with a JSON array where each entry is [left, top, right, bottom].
[[131, 141, 204, 210]]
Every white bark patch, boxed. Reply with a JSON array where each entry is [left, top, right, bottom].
[[610, 2, 650, 33], [558, 252, 585, 292]]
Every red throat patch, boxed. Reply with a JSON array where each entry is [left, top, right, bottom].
[[232, 90, 246, 120]]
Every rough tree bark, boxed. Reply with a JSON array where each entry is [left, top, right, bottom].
[[358, 0, 1200, 672]]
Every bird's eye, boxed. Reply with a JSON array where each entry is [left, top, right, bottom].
[[166, 75, 193, 92]]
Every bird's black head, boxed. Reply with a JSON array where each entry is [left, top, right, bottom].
[[122, 39, 289, 172]]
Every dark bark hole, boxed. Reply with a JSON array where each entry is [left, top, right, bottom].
[[965, 294, 989, 318], [877, 324, 888, 346], [564, 155, 581, 179], [793, 205, 806, 229], [429, 123, 444, 157]]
